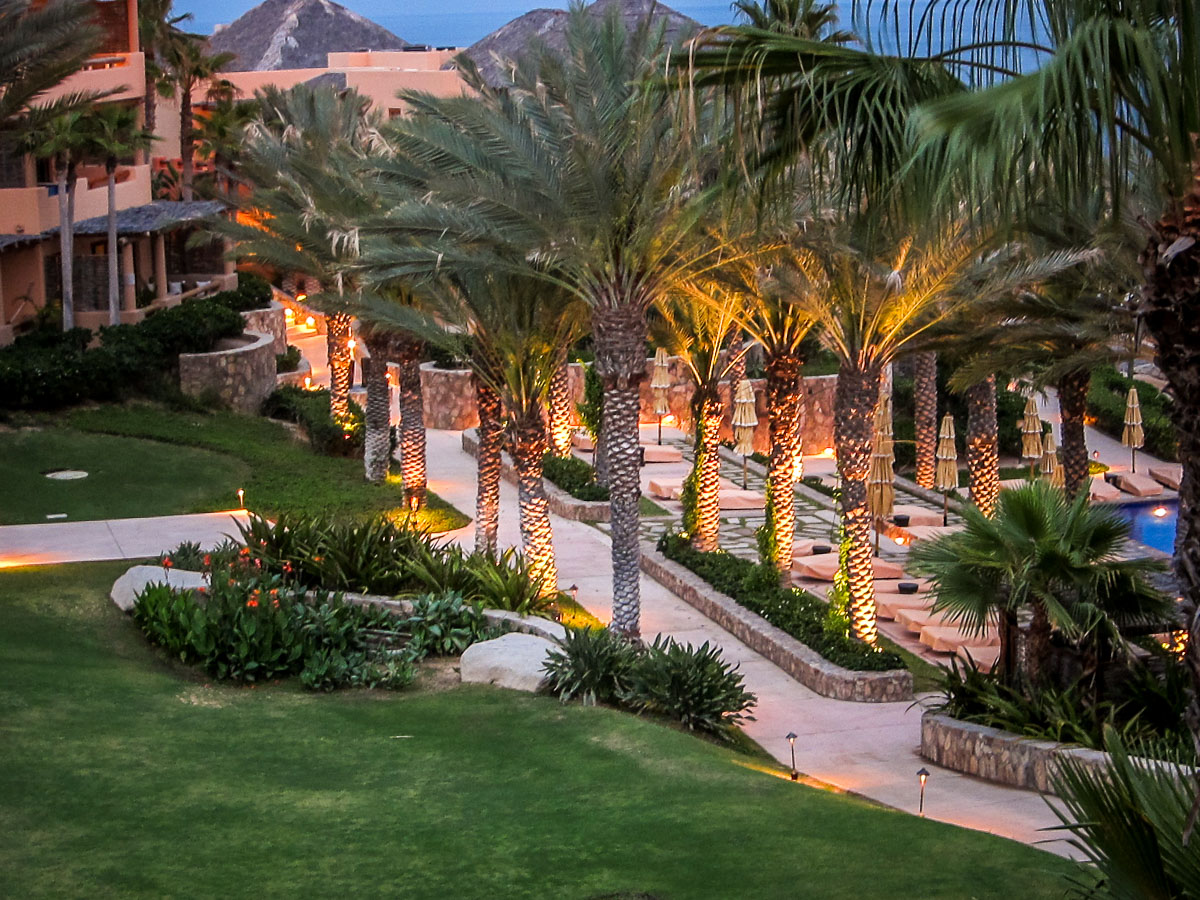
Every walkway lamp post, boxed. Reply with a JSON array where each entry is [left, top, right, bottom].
[[917, 767, 930, 815], [786, 732, 798, 781]]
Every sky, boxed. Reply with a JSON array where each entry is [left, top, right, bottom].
[[180, 0, 745, 48]]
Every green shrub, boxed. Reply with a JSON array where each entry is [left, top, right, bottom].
[[656, 532, 904, 672], [205, 273, 273, 313], [543, 626, 639, 705], [261, 386, 364, 456], [542, 452, 609, 501], [1087, 365, 1177, 461], [619, 637, 756, 739], [404, 592, 492, 657], [276, 345, 302, 373]]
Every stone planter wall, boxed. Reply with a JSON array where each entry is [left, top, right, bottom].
[[461, 429, 611, 522], [921, 712, 1115, 794], [179, 330, 276, 414], [641, 542, 912, 702], [421, 363, 479, 430], [276, 355, 312, 389], [241, 302, 288, 355]]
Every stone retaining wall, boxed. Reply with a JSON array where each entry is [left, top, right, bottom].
[[241, 302, 288, 355], [179, 330, 277, 414], [338, 590, 568, 643], [461, 429, 611, 522], [921, 711, 1114, 793], [275, 355, 312, 389], [421, 363, 479, 430], [640, 542, 912, 702]]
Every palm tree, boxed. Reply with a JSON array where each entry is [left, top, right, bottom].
[[365, 11, 746, 635], [546, 348, 574, 458], [910, 352, 939, 488], [0, 0, 102, 145], [137, 0, 191, 136], [356, 323, 392, 484], [83, 104, 153, 325], [194, 90, 258, 203], [158, 35, 233, 201], [473, 360, 504, 555], [909, 481, 1167, 687], [962, 375, 1000, 517]]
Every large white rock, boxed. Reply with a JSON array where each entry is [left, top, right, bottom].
[[110, 565, 208, 612], [482, 610, 567, 643], [459, 632, 557, 693]]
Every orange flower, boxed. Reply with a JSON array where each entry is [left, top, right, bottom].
[[246, 599, 259, 608], [203, 554, 212, 567], [163, 557, 173, 569], [239, 547, 250, 557]]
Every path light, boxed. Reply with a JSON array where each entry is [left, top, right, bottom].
[[917, 767, 930, 815], [1153, 506, 1169, 518], [786, 732, 798, 781], [237, 488, 245, 509], [305, 315, 315, 329], [569, 584, 578, 604]]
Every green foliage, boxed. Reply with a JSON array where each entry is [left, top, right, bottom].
[[403, 592, 492, 658], [576, 363, 604, 442], [619, 637, 756, 739], [755, 480, 778, 566], [823, 511, 853, 640], [542, 626, 639, 705], [275, 345, 302, 373], [656, 532, 904, 671], [679, 416, 704, 538], [204, 274, 273, 314], [0, 299, 243, 411], [261, 385, 364, 456], [1087, 365, 1177, 461], [542, 452, 609, 501], [800, 475, 837, 498]]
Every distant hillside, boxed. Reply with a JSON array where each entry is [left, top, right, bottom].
[[210, 0, 410, 71], [453, 0, 701, 85]]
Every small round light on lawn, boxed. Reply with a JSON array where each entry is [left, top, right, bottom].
[[917, 767, 930, 815], [786, 732, 798, 781], [1153, 506, 1168, 518], [237, 488, 245, 508]]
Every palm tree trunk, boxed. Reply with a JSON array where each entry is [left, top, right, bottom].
[[727, 330, 747, 411], [144, 69, 157, 135], [547, 350, 573, 457], [912, 351, 938, 489], [511, 407, 557, 593], [691, 392, 723, 553], [834, 362, 882, 645], [360, 352, 390, 484], [474, 377, 503, 556], [326, 311, 353, 422], [997, 607, 1018, 688], [766, 351, 802, 578], [56, 162, 74, 331], [393, 332, 427, 510], [106, 161, 120, 326], [593, 302, 649, 637], [1027, 601, 1051, 686], [180, 83, 194, 202], [965, 375, 1000, 517], [1058, 369, 1090, 499]]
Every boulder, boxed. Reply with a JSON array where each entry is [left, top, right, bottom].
[[459, 632, 558, 693], [110, 565, 208, 612]]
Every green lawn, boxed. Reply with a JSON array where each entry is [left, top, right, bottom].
[[60, 403, 468, 533], [0, 428, 249, 525], [0, 563, 1081, 899]]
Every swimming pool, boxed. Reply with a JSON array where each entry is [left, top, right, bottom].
[[1112, 499, 1178, 554]]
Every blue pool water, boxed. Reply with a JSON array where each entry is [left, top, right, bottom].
[[1112, 499, 1178, 554]]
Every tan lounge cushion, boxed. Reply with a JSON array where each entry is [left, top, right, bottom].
[[1149, 464, 1183, 491], [1115, 472, 1164, 497], [792, 554, 905, 582], [640, 444, 684, 463]]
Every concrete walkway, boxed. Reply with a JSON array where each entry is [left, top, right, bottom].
[[0, 511, 250, 568]]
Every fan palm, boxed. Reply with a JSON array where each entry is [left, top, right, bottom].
[[82, 104, 154, 325], [909, 481, 1167, 687], [364, 10, 749, 636], [157, 34, 234, 201]]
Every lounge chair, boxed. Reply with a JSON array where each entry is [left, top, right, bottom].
[[895, 607, 957, 633], [956, 643, 1001, 673], [571, 432, 594, 451], [920, 626, 999, 654], [1149, 463, 1183, 491], [875, 595, 930, 621], [1113, 472, 1164, 497], [640, 444, 683, 464], [1089, 477, 1122, 502], [889, 504, 944, 527], [792, 554, 905, 581]]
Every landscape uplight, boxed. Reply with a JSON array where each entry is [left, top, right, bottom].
[[237, 488, 245, 509], [786, 732, 798, 781], [917, 768, 930, 815]]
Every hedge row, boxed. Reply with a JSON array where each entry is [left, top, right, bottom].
[[542, 452, 609, 501]]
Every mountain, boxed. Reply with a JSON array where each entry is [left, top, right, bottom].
[[209, 0, 410, 71], [452, 0, 701, 86]]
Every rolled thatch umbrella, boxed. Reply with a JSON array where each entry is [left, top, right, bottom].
[[868, 399, 896, 531], [1041, 429, 1064, 488], [651, 347, 671, 444], [1020, 397, 1044, 478], [934, 414, 958, 526], [732, 380, 758, 488], [1122, 386, 1144, 473]]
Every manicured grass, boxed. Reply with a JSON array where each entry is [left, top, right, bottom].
[[0, 427, 249, 525], [0, 562, 1081, 899], [64, 403, 469, 533]]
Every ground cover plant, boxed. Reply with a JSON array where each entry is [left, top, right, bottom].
[[542, 451, 608, 501], [0, 562, 1081, 898], [63, 403, 468, 531], [656, 532, 904, 672], [262, 385, 365, 456], [0, 427, 247, 525]]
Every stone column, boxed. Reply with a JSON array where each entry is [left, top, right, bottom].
[[120, 240, 137, 311], [154, 233, 167, 299]]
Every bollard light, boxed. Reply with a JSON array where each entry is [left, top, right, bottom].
[[569, 584, 578, 604], [237, 488, 245, 509], [786, 732, 798, 781], [917, 767, 930, 815]]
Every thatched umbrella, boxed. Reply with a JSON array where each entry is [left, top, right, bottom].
[[651, 346, 671, 444], [732, 379, 758, 489], [1041, 429, 1064, 488], [868, 399, 895, 551], [934, 413, 958, 526], [1122, 386, 1144, 473], [1020, 397, 1044, 479]]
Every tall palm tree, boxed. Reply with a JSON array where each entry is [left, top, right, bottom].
[[910, 351, 939, 488], [83, 104, 153, 325], [356, 323, 392, 484], [546, 349, 574, 458], [365, 11, 745, 636], [0, 0, 102, 145], [158, 35, 233, 201], [962, 375, 1000, 517], [194, 90, 258, 203], [137, 0, 190, 136], [910, 481, 1167, 687]]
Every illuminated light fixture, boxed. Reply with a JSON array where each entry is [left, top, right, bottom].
[[237, 488, 245, 508], [821, 447, 835, 458], [305, 316, 315, 328], [296, 293, 307, 303], [1092, 450, 1101, 459], [347, 339, 356, 351], [893, 535, 907, 546], [303, 376, 312, 390], [1153, 506, 1169, 518], [284, 308, 295, 322], [786, 732, 798, 781], [569, 584, 578, 604], [917, 768, 930, 815], [408, 494, 420, 512], [661, 414, 678, 427]]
